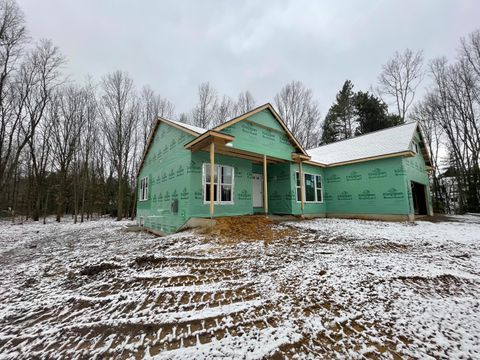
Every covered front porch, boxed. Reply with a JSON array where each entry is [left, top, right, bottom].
[[184, 130, 311, 220]]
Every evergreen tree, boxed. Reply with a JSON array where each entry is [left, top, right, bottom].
[[320, 112, 338, 144], [320, 80, 355, 144], [354, 91, 403, 135]]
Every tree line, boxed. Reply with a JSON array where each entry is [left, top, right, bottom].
[[0, 0, 478, 222]]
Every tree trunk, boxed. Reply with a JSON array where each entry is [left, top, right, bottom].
[[43, 191, 49, 224], [117, 170, 123, 221], [33, 187, 41, 221]]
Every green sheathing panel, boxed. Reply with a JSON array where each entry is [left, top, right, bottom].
[[137, 123, 194, 234], [267, 163, 294, 214], [189, 152, 253, 218], [324, 157, 410, 215], [290, 163, 326, 215], [220, 109, 296, 161], [403, 131, 433, 214]]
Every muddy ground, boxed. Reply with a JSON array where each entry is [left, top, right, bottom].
[[0, 216, 479, 359]]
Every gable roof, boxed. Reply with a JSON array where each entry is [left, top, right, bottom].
[[138, 103, 310, 176], [307, 122, 431, 166], [211, 103, 308, 156]]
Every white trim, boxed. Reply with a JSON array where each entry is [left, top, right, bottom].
[[139, 176, 149, 201], [295, 171, 323, 204], [202, 163, 235, 205]]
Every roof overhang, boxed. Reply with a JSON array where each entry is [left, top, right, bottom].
[[305, 150, 416, 168], [414, 123, 433, 168], [184, 130, 235, 152]]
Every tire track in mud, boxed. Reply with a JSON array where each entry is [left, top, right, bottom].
[[0, 254, 287, 359]]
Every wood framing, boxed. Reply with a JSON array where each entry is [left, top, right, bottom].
[[209, 142, 215, 220], [299, 161, 305, 213], [213, 145, 285, 164], [184, 130, 234, 152], [263, 155, 268, 216], [292, 153, 311, 163]]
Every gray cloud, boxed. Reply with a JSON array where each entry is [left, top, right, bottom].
[[17, 0, 480, 116]]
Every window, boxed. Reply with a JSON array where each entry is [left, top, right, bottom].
[[139, 177, 148, 201], [203, 164, 234, 204], [411, 141, 419, 154], [295, 172, 301, 202], [295, 172, 323, 203]]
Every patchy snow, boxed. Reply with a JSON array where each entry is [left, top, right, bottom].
[[0, 215, 479, 358], [307, 121, 418, 165]]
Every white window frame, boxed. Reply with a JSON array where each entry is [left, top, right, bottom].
[[295, 172, 323, 203], [139, 176, 149, 201], [202, 164, 235, 205]]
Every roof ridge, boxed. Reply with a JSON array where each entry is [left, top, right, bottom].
[[308, 121, 417, 151], [164, 103, 272, 133]]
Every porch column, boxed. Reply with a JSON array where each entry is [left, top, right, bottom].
[[263, 154, 268, 216], [299, 161, 305, 215], [209, 142, 215, 223]]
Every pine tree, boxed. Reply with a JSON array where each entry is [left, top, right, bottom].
[[320, 80, 355, 144], [354, 91, 403, 135]]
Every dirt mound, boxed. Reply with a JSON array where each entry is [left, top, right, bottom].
[[200, 215, 298, 244]]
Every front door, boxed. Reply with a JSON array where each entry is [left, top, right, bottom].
[[252, 174, 263, 208]]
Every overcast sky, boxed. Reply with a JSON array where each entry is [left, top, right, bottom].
[[17, 0, 480, 117]]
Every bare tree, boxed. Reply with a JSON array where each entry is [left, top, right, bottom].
[[79, 82, 97, 222], [377, 49, 424, 120], [214, 95, 235, 126], [52, 86, 84, 222], [425, 36, 480, 213], [139, 86, 174, 152], [99, 70, 137, 220], [27, 111, 52, 222], [410, 94, 446, 211], [23, 40, 65, 221], [178, 112, 189, 124], [235, 90, 256, 115], [191, 82, 217, 129], [274, 80, 321, 148], [0, 0, 27, 192]]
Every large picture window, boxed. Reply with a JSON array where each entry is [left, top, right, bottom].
[[295, 172, 323, 203], [139, 177, 148, 201], [203, 164, 234, 204]]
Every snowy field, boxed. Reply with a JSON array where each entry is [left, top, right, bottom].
[[0, 215, 479, 359]]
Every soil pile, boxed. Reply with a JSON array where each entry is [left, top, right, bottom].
[[201, 215, 298, 243]]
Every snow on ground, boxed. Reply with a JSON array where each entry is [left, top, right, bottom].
[[0, 215, 479, 359]]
